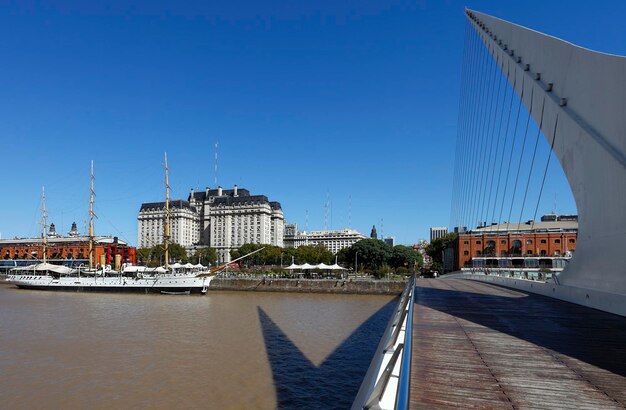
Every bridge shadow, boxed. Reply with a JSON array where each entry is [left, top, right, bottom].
[[415, 282, 626, 377], [257, 298, 397, 409]]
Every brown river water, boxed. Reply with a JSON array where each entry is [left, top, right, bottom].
[[0, 284, 396, 409]]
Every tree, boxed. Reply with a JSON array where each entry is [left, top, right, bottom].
[[193, 247, 217, 266], [230, 243, 265, 266], [294, 244, 333, 265], [137, 248, 151, 265], [352, 239, 392, 271], [389, 245, 423, 270], [426, 233, 457, 269]]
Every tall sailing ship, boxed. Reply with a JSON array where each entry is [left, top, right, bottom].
[[5, 156, 228, 295]]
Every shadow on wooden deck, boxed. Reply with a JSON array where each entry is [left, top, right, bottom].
[[409, 279, 626, 408]]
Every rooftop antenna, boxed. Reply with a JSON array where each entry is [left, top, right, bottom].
[[40, 186, 47, 264], [164, 152, 170, 272], [324, 192, 329, 230], [214, 142, 218, 187], [348, 194, 352, 229], [330, 197, 333, 230]]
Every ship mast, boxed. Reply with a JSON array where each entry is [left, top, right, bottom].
[[41, 186, 47, 264], [89, 160, 95, 270], [164, 152, 170, 272]]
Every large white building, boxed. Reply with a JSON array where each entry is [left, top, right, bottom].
[[138, 185, 284, 263], [284, 224, 366, 254], [138, 200, 200, 248]]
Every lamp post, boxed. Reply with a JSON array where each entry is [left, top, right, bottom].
[[355, 251, 359, 278], [280, 252, 284, 268]]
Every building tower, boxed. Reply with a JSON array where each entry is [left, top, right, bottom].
[[370, 225, 377, 239]]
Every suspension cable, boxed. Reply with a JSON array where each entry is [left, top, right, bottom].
[[517, 94, 547, 230]]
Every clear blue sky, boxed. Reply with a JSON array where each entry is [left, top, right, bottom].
[[1, 0, 625, 246]]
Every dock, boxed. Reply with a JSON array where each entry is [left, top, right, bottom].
[[409, 279, 626, 409]]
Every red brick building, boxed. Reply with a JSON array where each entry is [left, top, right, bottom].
[[0, 236, 137, 269], [456, 221, 577, 269]]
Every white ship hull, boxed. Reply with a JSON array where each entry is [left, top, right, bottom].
[[6, 274, 213, 295]]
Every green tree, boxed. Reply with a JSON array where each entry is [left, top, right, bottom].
[[231, 243, 266, 266], [295, 244, 333, 264], [137, 248, 152, 265], [352, 239, 392, 271], [336, 246, 352, 267], [426, 233, 457, 268], [193, 247, 217, 266], [389, 245, 423, 270]]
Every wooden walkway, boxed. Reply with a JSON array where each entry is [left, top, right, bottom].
[[409, 279, 626, 409]]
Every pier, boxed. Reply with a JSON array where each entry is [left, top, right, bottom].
[[409, 279, 626, 408]]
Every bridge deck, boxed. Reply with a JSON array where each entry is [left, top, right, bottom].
[[409, 279, 626, 409]]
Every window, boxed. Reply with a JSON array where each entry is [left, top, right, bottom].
[[476, 250, 482, 256], [540, 239, 547, 244], [475, 240, 481, 245], [555, 239, 561, 244], [569, 239, 575, 244], [463, 250, 469, 256], [526, 240, 532, 245], [500, 240, 507, 245], [464, 241, 469, 245], [527, 250, 533, 255]]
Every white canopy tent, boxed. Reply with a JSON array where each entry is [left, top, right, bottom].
[[286, 263, 301, 270], [12, 262, 76, 275]]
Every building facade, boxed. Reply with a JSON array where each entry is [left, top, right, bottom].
[[0, 235, 137, 271], [285, 226, 366, 254], [138, 185, 284, 263], [456, 220, 578, 269], [138, 200, 200, 248], [430, 227, 448, 242]]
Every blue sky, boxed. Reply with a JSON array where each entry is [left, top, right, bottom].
[[1, 0, 624, 246]]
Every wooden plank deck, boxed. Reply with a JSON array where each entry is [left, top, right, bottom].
[[409, 279, 626, 409]]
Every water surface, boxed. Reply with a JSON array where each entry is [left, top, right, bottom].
[[0, 284, 395, 409]]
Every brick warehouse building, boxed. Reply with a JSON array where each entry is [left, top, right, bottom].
[[456, 219, 577, 270], [0, 236, 136, 270]]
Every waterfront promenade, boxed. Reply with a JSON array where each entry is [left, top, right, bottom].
[[409, 279, 626, 408]]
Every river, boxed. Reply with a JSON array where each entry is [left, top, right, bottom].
[[0, 283, 396, 409]]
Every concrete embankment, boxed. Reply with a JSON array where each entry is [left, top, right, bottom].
[[209, 277, 406, 295]]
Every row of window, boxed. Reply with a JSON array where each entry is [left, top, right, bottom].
[[466, 249, 564, 256], [464, 238, 575, 245]]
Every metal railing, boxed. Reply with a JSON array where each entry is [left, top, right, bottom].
[[352, 274, 415, 410]]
